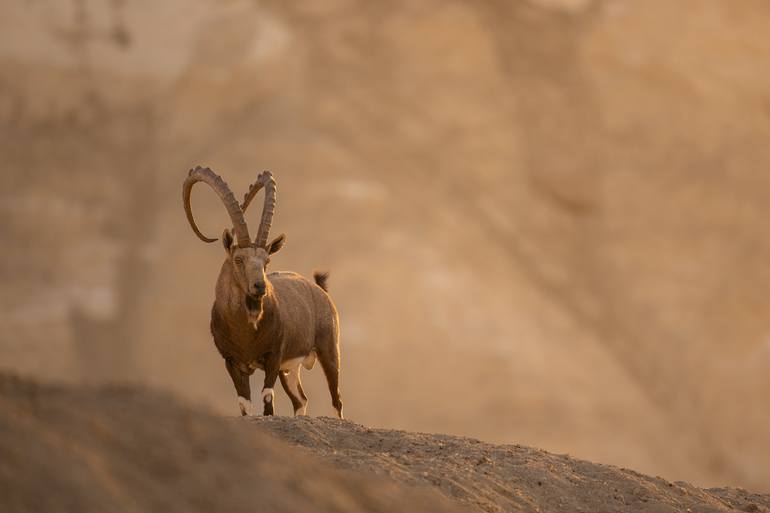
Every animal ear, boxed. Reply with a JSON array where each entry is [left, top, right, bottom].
[[266, 233, 286, 255], [222, 229, 234, 253]]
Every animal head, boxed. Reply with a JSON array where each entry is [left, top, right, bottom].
[[222, 229, 285, 306], [182, 166, 286, 325]]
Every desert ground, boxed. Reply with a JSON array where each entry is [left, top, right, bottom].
[[3, 375, 770, 513]]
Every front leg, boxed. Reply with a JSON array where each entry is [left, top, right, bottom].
[[261, 351, 281, 416], [225, 358, 252, 416]]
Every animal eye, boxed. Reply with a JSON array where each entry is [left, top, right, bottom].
[[234, 257, 243, 265]]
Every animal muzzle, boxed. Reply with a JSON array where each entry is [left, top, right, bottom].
[[250, 281, 266, 296]]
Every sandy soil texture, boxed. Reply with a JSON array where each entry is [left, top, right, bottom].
[[0, 375, 462, 513], [252, 415, 770, 513], [3, 374, 770, 513]]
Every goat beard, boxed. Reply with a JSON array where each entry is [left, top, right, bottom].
[[248, 308, 264, 330], [245, 297, 264, 329]]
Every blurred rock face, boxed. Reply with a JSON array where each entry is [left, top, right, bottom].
[[2, 0, 770, 489]]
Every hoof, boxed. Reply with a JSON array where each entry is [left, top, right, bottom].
[[262, 388, 275, 416], [237, 396, 252, 416]]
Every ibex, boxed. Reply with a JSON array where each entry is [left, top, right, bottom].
[[182, 166, 343, 418]]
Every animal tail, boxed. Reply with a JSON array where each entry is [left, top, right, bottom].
[[313, 271, 330, 292]]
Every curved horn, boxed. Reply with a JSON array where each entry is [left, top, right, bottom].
[[182, 166, 251, 247], [241, 170, 276, 248]]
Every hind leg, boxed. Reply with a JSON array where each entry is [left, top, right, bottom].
[[318, 344, 343, 419], [279, 366, 308, 416]]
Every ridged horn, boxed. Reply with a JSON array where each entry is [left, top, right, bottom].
[[241, 170, 276, 248], [182, 166, 251, 247]]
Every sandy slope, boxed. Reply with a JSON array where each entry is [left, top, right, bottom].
[[0, 375, 461, 513], [2, 374, 768, 513], [253, 415, 770, 513]]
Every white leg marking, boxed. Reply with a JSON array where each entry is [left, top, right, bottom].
[[261, 388, 274, 404], [237, 396, 252, 416], [284, 366, 308, 416]]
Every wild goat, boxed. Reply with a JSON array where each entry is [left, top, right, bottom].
[[182, 166, 343, 418]]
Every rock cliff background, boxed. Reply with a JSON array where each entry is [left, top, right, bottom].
[[2, 0, 770, 490]]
